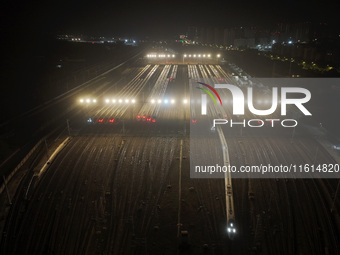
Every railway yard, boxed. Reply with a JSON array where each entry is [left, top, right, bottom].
[[1, 60, 340, 254]]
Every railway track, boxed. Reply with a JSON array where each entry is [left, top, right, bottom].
[[1, 63, 340, 255]]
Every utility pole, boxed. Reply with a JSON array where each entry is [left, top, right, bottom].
[[313, 146, 319, 164], [291, 126, 296, 143], [185, 100, 187, 136], [66, 119, 71, 136], [184, 82, 187, 135], [288, 59, 293, 77], [3, 175, 12, 205], [44, 138, 49, 159], [331, 180, 340, 213]]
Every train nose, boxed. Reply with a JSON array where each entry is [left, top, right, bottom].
[[227, 220, 237, 240]]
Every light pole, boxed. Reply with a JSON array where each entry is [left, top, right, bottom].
[[66, 119, 71, 136], [289, 58, 293, 77], [184, 79, 188, 135], [44, 138, 49, 159], [3, 175, 12, 205], [272, 61, 276, 77], [131, 100, 136, 120], [290, 126, 296, 143], [313, 145, 319, 164], [216, 54, 221, 64], [331, 180, 340, 212]]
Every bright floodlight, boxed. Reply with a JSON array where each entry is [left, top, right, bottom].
[[164, 99, 169, 104], [125, 99, 129, 103], [183, 99, 188, 104], [151, 99, 155, 104], [208, 54, 211, 57], [132, 99, 136, 103], [86, 99, 90, 103], [170, 99, 175, 104], [189, 54, 192, 57], [203, 54, 206, 57], [105, 99, 110, 103], [198, 54, 201, 57], [80, 99, 84, 103], [92, 99, 97, 103], [217, 54, 221, 58], [184, 54, 187, 57], [172, 54, 175, 58], [112, 99, 116, 103], [119, 99, 123, 103], [157, 99, 162, 104], [167, 54, 170, 57], [193, 54, 196, 58]]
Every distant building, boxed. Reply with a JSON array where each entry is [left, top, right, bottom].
[[214, 28, 222, 45], [186, 26, 198, 41], [190, 21, 339, 58], [198, 27, 206, 43], [206, 27, 214, 44], [234, 38, 255, 49], [272, 41, 340, 65], [223, 28, 235, 46]]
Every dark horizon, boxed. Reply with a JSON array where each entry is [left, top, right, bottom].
[[2, 0, 339, 39]]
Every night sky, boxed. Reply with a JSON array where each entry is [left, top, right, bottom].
[[1, 0, 338, 39]]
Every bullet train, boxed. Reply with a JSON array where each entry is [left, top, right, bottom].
[[226, 183, 237, 240]]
